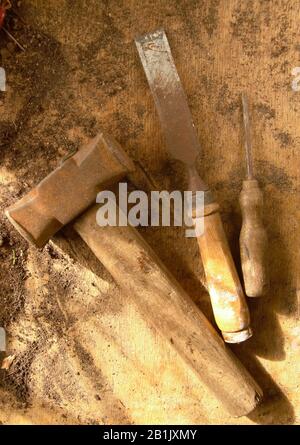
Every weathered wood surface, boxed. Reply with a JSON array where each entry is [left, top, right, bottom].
[[0, 0, 298, 424], [74, 204, 262, 417], [239, 178, 269, 297], [196, 202, 251, 342]]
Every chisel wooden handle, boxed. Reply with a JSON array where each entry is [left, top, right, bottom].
[[193, 194, 252, 343], [239, 179, 269, 297]]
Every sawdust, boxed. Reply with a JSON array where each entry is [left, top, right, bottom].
[[0, 0, 298, 425]]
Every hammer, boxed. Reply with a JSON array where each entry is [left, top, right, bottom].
[[6, 132, 262, 416]]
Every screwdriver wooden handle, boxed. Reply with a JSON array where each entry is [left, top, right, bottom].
[[239, 179, 269, 297], [193, 195, 252, 343]]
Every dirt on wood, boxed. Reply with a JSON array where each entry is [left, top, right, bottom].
[[0, 0, 299, 424]]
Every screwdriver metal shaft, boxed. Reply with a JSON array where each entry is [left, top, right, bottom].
[[239, 94, 269, 297], [242, 94, 253, 179]]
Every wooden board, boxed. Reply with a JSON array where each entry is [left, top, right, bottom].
[[0, 0, 298, 424]]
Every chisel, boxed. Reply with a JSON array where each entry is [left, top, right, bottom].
[[239, 94, 269, 297], [135, 29, 252, 343]]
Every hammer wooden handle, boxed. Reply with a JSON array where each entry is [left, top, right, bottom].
[[74, 204, 262, 417], [194, 200, 252, 343], [239, 179, 269, 297]]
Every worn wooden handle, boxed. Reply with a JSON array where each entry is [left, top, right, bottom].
[[194, 200, 252, 343], [74, 204, 262, 417], [239, 179, 269, 297]]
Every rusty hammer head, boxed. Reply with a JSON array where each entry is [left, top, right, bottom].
[[6, 132, 134, 248]]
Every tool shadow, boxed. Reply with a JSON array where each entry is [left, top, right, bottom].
[[224, 203, 288, 362], [139, 213, 295, 425]]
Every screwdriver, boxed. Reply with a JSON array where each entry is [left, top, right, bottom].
[[239, 93, 269, 297]]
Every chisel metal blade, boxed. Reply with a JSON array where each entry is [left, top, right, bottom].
[[135, 29, 207, 191]]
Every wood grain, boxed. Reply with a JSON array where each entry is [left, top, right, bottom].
[[239, 179, 269, 297], [196, 201, 251, 342], [74, 204, 262, 417]]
